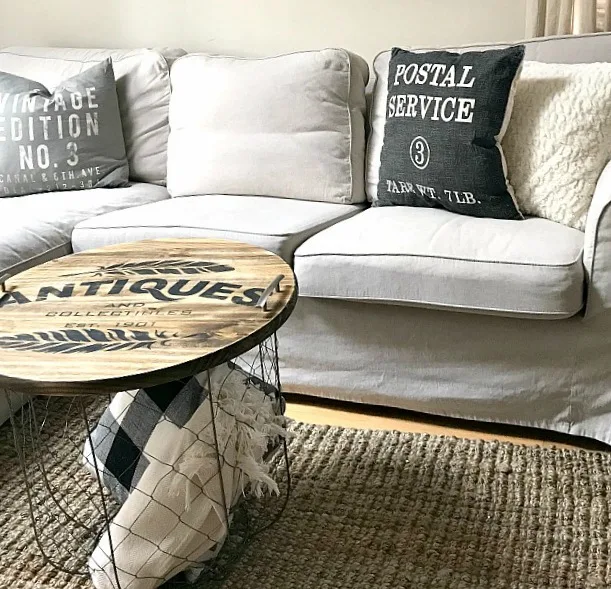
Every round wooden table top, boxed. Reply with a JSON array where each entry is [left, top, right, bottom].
[[0, 238, 297, 395]]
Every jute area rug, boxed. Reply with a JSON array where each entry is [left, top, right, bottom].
[[1, 399, 611, 589]]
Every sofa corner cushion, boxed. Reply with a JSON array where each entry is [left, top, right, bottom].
[[0, 183, 169, 276], [71, 194, 365, 263], [167, 49, 369, 204], [0, 47, 181, 185], [294, 207, 585, 319]]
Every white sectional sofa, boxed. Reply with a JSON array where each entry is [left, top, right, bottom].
[[3, 34, 611, 445]]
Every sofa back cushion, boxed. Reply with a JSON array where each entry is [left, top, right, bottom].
[[167, 49, 369, 204], [0, 47, 185, 185]]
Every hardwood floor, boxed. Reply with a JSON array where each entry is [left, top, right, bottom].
[[284, 393, 610, 452]]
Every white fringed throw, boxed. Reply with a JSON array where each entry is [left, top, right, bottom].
[[84, 363, 288, 589]]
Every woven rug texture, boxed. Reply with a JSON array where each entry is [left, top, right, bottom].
[[0, 397, 611, 589]]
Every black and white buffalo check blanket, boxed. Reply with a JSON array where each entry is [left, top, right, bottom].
[[83, 361, 287, 589]]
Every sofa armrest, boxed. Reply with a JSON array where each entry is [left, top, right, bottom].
[[584, 159, 611, 319]]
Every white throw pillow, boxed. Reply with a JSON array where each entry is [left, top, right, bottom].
[[167, 49, 369, 204], [502, 61, 611, 230]]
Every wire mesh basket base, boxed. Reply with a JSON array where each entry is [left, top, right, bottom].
[[7, 335, 290, 589]]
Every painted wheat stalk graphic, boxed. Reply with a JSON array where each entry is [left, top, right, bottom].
[[63, 260, 235, 278], [0, 328, 191, 354]]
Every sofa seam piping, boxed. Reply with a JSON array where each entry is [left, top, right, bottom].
[[0, 50, 153, 65], [345, 49, 354, 205], [294, 250, 584, 269], [72, 217, 358, 240], [297, 293, 581, 318]]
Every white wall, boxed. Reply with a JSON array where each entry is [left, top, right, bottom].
[[0, 0, 528, 63]]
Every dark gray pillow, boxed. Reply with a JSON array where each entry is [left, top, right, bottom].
[[0, 58, 129, 197], [376, 45, 525, 220]]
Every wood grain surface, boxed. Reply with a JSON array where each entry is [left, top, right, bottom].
[[0, 239, 297, 395]]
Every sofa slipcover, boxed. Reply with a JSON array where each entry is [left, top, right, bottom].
[[0, 47, 185, 185], [277, 297, 611, 443], [0, 184, 169, 277], [71, 194, 364, 262], [294, 207, 585, 318]]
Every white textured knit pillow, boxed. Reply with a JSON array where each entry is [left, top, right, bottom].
[[503, 61, 611, 230]]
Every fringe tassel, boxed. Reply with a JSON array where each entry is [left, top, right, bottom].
[[169, 371, 289, 512]]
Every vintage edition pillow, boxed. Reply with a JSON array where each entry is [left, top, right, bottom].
[[0, 47, 182, 185], [373, 45, 525, 219], [0, 58, 129, 197]]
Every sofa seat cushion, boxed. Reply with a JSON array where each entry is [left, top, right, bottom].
[[0, 183, 169, 276], [71, 194, 365, 263], [294, 207, 585, 319]]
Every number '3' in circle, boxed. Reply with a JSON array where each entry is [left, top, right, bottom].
[[409, 136, 430, 170]]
